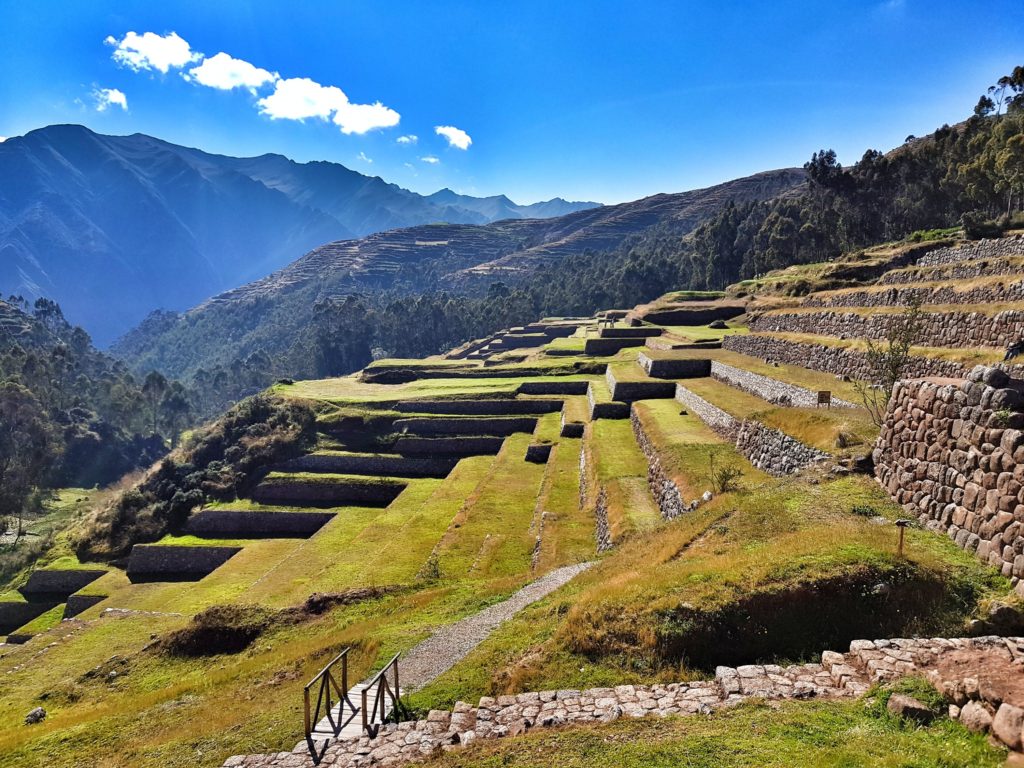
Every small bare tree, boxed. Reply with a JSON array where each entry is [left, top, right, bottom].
[[853, 300, 923, 426]]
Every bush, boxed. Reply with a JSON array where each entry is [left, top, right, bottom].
[[76, 394, 316, 561], [961, 211, 1004, 240], [157, 604, 276, 657]]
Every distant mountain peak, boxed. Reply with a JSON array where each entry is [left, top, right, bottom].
[[0, 124, 600, 344]]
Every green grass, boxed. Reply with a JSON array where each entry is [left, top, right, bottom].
[[13, 603, 65, 636], [589, 420, 660, 537], [415, 698, 1005, 768]]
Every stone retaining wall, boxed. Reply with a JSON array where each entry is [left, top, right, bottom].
[[253, 478, 406, 507], [518, 381, 590, 395], [637, 353, 712, 379], [674, 384, 829, 476], [393, 436, 505, 456], [184, 510, 336, 538], [224, 636, 1024, 768], [630, 408, 688, 520], [0, 601, 58, 635], [281, 453, 456, 479], [584, 337, 646, 356], [604, 367, 676, 402], [803, 279, 1024, 309], [709, 360, 856, 408], [587, 383, 629, 420], [396, 399, 564, 415], [723, 333, 978, 381], [873, 365, 1024, 592], [639, 304, 745, 326], [393, 416, 538, 437], [880, 255, 1024, 285], [126, 545, 241, 583], [599, 327, 663, 338], [18, 569, 106, 599], [751, 308, 1024, 350], [915, 234, 1024, 267], [62, 594, 107, 619], [734, 420, 830, 475], [674, 384, 740, 440]]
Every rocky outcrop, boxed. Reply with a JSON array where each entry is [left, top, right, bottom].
[[709, 360, 856, 408], [873, 365, 1024, 593], [224, 635, 1024, 768]]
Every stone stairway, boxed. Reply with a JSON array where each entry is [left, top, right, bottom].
[[225, 635, 1024, 768]]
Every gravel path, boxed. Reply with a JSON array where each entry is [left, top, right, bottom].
[[309, 561, 594, 743], [400, 561, 594, 689]]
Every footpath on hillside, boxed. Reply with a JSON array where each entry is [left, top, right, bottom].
[[311, 562, 594, 743]]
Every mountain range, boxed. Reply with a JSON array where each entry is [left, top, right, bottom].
[[113, 167, 807, 377], [0, 125, 598, 344]]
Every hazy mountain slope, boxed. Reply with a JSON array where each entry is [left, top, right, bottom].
[[0, 125, 600, 345], [113, 168, 805, 377]]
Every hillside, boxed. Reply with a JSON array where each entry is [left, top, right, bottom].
[[112, 168, 806, 378], [0, 125, 597, 344], [3, 231, 1024, 767]]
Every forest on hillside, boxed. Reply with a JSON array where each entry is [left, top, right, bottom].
[[296, 66, 1024, 376]]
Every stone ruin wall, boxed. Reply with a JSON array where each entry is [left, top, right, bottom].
[[801, 278, 1024, 310], [750, 308, 1024, 350], [709, 360, 856, 408], [914, 233, 1024, 268], [873, 366, 1024, 597], [672, 384, 829, 477], [225, 635, 1024, 768], [723, 334, 999, 382]]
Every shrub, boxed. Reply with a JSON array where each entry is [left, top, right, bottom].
[[157, 604, 276, 657], [76, 394, 316, 561]]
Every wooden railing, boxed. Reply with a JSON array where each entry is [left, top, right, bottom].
[[304, 648, 353, 747], [361, 653, 404, 738]]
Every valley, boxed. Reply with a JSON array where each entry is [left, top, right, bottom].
[[3, 230, 1024, 768]]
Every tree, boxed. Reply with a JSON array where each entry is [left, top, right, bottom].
[[853, 301, 923, 426], [0, 382, 55, 547], [160, 382, 192, 447], [142, 370, 169, 435]]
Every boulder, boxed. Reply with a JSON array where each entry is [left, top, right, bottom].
[[959, 700, 994, 733], [25, 707, 45, 725], [991, 703, 1024, 751], [886, 694, 934, 724]]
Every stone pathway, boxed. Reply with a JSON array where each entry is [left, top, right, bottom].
[[225, 635, 1024, 768], [308, 562, 594, 745]]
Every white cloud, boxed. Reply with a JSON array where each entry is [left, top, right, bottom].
[[185, 52, 277, 92], [435, 125, 472, 150], [357, 151, 373, 164], [258, 76, 399, 134], [94, 87, 128, 112], [403, 162, 414, 169], [396, 134, 418, 144], [107, 31, 199, 73], [420, 156, 440, 164]]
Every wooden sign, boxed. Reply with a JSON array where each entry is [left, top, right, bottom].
[[817, 390, 832, 409]]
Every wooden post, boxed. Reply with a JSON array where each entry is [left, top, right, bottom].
[[896, 519, 911, 557], [304, 687, 311, 739]]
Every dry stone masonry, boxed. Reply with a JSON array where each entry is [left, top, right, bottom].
[[880, 255, 1024, 285], [750, 308, 1024, 350], [723, 333, 1015, 382], [873, 366, 1024, 593], [915, 234, 1024, 268], [630, 408, 689, 520], [224, 636, 1024, 768], [673, 384, 828, 476], [802, 278, 1024, 310], [709, 360, 856, 408]]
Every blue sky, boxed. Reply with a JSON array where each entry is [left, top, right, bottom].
[[1, 0, 1022, 204]]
